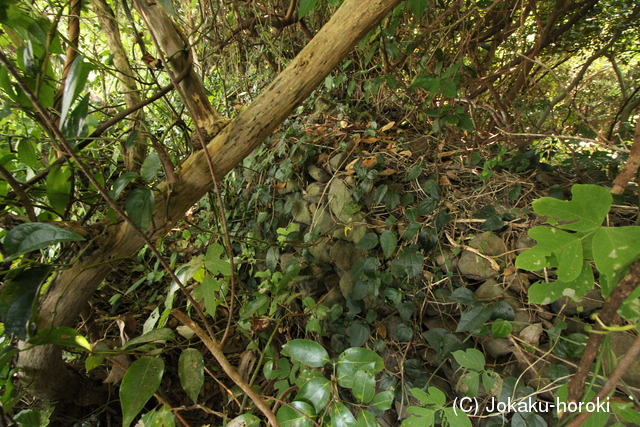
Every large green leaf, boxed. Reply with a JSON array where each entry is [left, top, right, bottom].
[[125, 187, 155, 230], [4, 223, 84, 261], [120, 357, 164, 427], [380, 230, 397, 259], [0, 266, 51, 340], [295, 377, 331, 413], [59, 55, 89, 127], [442, 407, 472, 427], [356, 410, 378, 427], [109, 172, 139, 200], [532, 184, 611, 232], [140, 152, 163, 183], [452, 348, 485, 371], [205, 243, 232, 276], [515, 226, 583, 282], [277, 401, 315, 427], [352, 370, 375, 403], [17, 139, 40, 169], [456, 305, 492, 333], [330, 402, 357, 427], [179, 348, 204, 404], [282, 339, 330, 368], [61, 93, 89, 139], [527, 260, 594, 305], [592, 226, 640, 296], [46, 164, 73, 216], [336, 348, 383, 388]]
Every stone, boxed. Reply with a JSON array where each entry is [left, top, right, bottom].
[[480, 336, 514, 358], [328, 152, 349, 171], [339, 274, 355, 297], [434, 249, 459, 273], [504, 272, 530, 294], [276, 181, 299, 195], [549, 288, 603, 317], [519, 323, 543, 346], [330, 240, 360, 273], [328, 178, 352, 222], [475, 279, 505, 300], [308, 164, 332, 183], [608, 331, 640, 388], [458, 250, 498, 280], [469, 232, 508, 258], [288, 195, 311, 225], [308, 238, 333, 265], [515, 234, 537, 254], [303, 182, 326, 204], [310, 202, 337, 234]]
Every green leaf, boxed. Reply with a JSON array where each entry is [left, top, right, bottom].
[[349, 321, 370, 347], [356, 233, 379, 250], [452, 348, 485, 371], [372, 390, 394, 411], [331, 402, 357, 427], [295, 377, 331, 413], [17, 139, 40, 169], [121, 328, 175, 350], [282, 339, 330, 368], [456, 305, 492, 333], [527, 260, 594, 305], [179, 348, 204, 404], [407, 0, 427, 17], [4, 223, 84, 261], [61, 93, 89, 139], [46, 164, 73, 215], [352, 370, 376, 403], [120, 357, 164, 427], [532, 184, 611, 232], [409, 387, 445, 407], [0, 266, 51, 340], [139, 406, 176, 427], [298, 0, 318, 18], [516, 226, 583, 282], [125, 187, 155, 230], [336, 348, 384, 388], [592, 226, 640, 296], [205, 243, 232, 276], [380, 230, 397, 259], [492, 319, 512, 338], [59, 55, 88, 128], [356, 410, 378, 427], [28, 326, 91, 351], [109, 172, 139, 200], [442, 407, 472, 427], [140, 152, 163, 182], [277, 401, 315, 427]]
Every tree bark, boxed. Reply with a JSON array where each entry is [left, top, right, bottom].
[[17, 0, 402, 405]]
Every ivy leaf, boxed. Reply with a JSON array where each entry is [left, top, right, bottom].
[[452, 348, 485, 371], [282, 339, 329, 368], [532, 184, 611, 232], [380, 230, 397, 259], [336, 348, 383, 388], [4, 223, 84, 261], [516, 226, 583, 282], [352, 370, 375, 403], [527, 260, 594, 305], [295, 377, 331, 413], [456, 305, 492, 333], [592, 226, 640, 296]]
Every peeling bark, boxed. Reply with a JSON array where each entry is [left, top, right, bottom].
[[17, 0, 402, 405]]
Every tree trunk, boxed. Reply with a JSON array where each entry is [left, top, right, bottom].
[[17, 0, 402, 405]]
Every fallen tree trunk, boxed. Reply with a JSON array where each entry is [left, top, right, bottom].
[[17, 0, 403, 405]]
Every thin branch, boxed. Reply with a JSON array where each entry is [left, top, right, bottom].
[[0, 163, 37, 222], [171, 309, 280, 427]]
